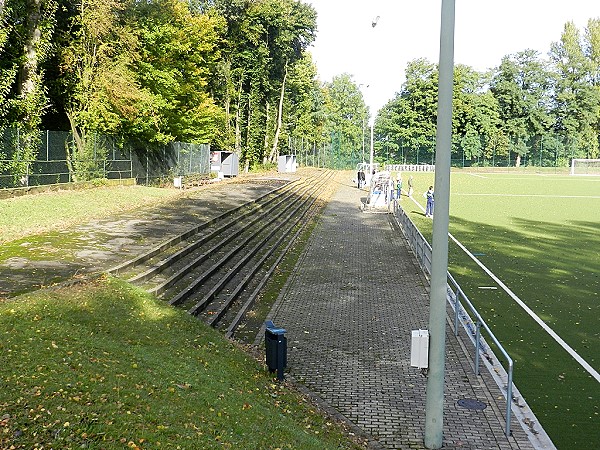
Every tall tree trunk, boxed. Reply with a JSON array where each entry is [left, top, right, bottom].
[[262, 100, 270, 164], [245, 94, 251, 172], [15, 0, 44, 182], [268, 62, 288, 164], [235, 107, 241, 153], [66, 110, 86, 182], [0, 0, 10, 83], [224, 62, 231, 138], [19, 0, 42, 99], [234, 78, 243, 156]]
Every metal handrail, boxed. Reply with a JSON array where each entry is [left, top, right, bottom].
[[392, 202, 513, 437]]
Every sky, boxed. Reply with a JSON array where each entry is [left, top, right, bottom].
[[307, 0, 598, 119]]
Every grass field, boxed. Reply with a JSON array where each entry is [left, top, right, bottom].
[[401, 170, 600, 449], [0, 276, 363, 449], [0, 185, 185, 244]]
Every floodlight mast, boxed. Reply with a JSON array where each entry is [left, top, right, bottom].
[[424, 0, 455, 449], [368, 16, 378, 171], [358, 83, 367, 163], [362, 114, 366, 163], [370, 122, 374, 170]]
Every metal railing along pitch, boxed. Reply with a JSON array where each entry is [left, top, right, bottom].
[[392, 202, 514, 438]]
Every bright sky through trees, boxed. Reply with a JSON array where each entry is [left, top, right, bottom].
[[307, 0, 598, 117]]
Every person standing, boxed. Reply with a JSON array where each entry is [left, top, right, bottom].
[[396, 175, 403, 199], [408, 176, 414, 197], [425, 185, 434, 218]]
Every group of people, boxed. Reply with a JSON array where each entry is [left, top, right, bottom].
[[396, 174, 434, 218], [390, 174, 404, 200], [355, 168, 434, 217], [389, 173, 415, 201]]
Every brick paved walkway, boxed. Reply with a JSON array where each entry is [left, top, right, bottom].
[[268, 175, 536, 450]]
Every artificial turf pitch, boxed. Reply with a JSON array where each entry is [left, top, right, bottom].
[[402, 170, 599, 449]]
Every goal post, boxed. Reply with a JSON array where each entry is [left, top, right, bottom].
[[570, 159, 600, 176]]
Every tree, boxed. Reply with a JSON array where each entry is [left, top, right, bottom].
[[0, 0, 57, 182], [59, 0, 224, 179], [60, 0, 144, 179], [375, 100, 404, 163], [584, 18, 600, 155], [473, 91, 507, 165], [0, 0, 16, 125], [282, 53, 325, 156], [322, 74, 368, 165], [549, 21, 600, 160], [262, 0, 316, 164], [200, 0, 316, 169], [490, 50, 553, 166], [375, 59, 438, 164], [376, 60, 506, 167], [451, 65, 502, 165], [130, 0, 224, 144]]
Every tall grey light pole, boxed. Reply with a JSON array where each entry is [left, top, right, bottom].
[[362, 114, 366, 163], [368, 16, 378, 172], [424, 0, 455, 449], [369, 122, 374, 170], [358, 84, 367, 163]]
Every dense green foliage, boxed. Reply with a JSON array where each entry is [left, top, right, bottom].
[[322, 73, 369, 165], [1, 1, 599, 174], [376, 20, 600, 167], [0, 0, 335, 174]]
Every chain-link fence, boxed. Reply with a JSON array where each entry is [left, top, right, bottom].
[[130, 141, 211, 186], [377, 133, 584, 169], [288, 131, 589, 171], [289, 137, 363, 170], [0, 128, 210, 189]]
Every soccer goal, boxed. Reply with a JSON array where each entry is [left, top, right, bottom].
[[570, 159, 600, 176]]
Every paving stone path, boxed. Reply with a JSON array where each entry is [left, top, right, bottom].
[[268, 175, 535, 450]]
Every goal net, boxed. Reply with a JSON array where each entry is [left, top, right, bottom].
[[570, 159, 600, 176]]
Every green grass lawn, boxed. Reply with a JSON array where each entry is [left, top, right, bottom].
[[0, 276, 364, 450], [0, 185, 183, 244], [400, 170, 600, 449]]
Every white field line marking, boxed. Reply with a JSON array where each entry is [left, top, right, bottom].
[[453, 193, 600, 199], [464, 175, 600, 181], [407, 194, 600, 383], [467, 173, 487, 178], [450, 234, 600, 383]]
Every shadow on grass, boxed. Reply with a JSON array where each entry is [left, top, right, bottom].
[[444, 214, 599, 450]]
